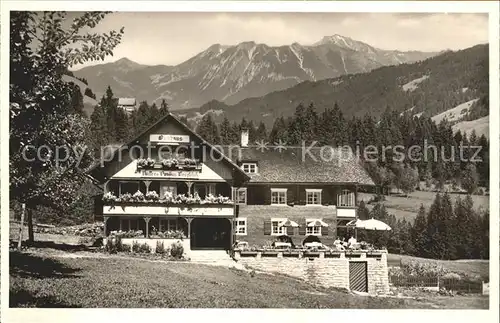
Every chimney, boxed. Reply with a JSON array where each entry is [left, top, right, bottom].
[[240, 129, 249, 147]]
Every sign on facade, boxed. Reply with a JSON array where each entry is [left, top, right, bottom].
[[150, 134, 190, 144], [140, 169, 199, 178]]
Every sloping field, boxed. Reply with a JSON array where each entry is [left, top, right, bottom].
[[9, 249, 488, 309], [431, 99, 478, 124], [452, 116, 489, 139], [358, 191, 489, 223]]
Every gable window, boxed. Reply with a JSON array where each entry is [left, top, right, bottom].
[[241, 163, 258, 174], [234, 218, 247, 235], [305, 218, 322, 236], [159, 218, 179, 232], [271, 218, 287, 236], [271, 188, 287, 205], [232, 188, 247, 205], [338, 189, 355, 207], [306, 189, 322, 205]]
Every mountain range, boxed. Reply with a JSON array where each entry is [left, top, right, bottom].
[[72, 34, 438, 110], [178, 44, 488, 135]]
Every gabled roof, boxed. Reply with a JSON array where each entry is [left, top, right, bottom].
[[88, 113, 250, 184], [118, 98, 136, 106], [221, 146, 375, 185]]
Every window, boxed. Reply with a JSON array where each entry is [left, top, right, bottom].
[[305, 218, 322, 236], [271, 218, 287, 236], [337, 189, 355, 207], [306, 189, 322, 205], [195, 183, 216, 198], [160, 182, 177, 197], [271, 188, 287, 205], [120, 218, 140, 231], [233, 188, 247, 205], [119, 181, 140, 195], [159, 218, 179, 232], [234, 218, 247, 235], [241, 163, 258, 174]]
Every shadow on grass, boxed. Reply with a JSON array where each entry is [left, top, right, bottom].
[[10, 251, 81, 279], [10, 289, 78, 308], [10, 239, 92, 252]]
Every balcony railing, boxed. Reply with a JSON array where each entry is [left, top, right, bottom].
[[102, 192, 235, 217]]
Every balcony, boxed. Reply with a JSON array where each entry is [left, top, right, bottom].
[[103, 203, 235, 217], [101, 192, 235, 217]]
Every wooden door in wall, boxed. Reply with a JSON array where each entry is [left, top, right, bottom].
[[349, 261, 368, 293]]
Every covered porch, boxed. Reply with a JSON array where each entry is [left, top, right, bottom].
[[104, 215, 235, 251]]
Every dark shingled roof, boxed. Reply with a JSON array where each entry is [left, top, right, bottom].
[[220, 145, 375, 185]]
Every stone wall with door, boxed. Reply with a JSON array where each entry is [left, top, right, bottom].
[[234, 250, 389, 295]]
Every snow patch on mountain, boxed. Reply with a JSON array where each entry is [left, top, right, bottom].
[[402, 75, 430, 92]]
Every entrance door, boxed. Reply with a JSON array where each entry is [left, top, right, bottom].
[[349, 261, 368, 293], [191, 218, 231, 250]]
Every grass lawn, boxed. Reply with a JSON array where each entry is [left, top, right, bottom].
[[387, 254, 489, 281], [10, 248, 488, 309], [358, 191, 489, 223]]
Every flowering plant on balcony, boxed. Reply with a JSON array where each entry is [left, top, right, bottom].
[[203, 193, 232, 205], [137, 158, 156, 169], [161, 158, 178, 169], [156, 230, 186, 239], [117, 193, 133, 203], [145, 191, 160, 202], [102, 192, 117, 203], [132, 190, 145, 202]]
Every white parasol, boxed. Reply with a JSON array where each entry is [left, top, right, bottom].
[[278, 219, 299, 227], [307, 219, 329, 227], [347, 218, 391, 231]]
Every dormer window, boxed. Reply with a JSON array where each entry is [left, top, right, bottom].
[[241, 163, 258, 174]]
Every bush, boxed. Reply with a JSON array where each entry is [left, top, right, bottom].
[[104, 236, 126, 254], [121, 243, 131, 252], [139, 243, 151, 254], [170, 241, 184, 259], [132, 241, 141, 253], [105, 238, 117, 254], [442, 272, 462, 280], [155, 241, 167, 254]]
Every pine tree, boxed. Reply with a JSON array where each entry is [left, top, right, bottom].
[[219, 117, 232, 145], [412, 204, 428, 258], [269, 116, 288, 144], [159, 99, 169, 116], [89, 104, 108, 157], [255, 121, 267, 142], [461, 163, 478, 194], [114, 107, 129, 142], [399, 164, 419, 197]]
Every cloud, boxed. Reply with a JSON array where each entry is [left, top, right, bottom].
[[66, 12, 488, 68]]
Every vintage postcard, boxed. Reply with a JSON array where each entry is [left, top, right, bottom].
[[1, 1, 499, 323]]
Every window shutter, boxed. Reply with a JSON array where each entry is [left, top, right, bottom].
[[287, 226, 294, 236], [264, 219, 272, 235], [298, 220, 306, 236], [322, 226, 329, 236]]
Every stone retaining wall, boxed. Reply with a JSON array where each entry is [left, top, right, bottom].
[[234, 251, 389, 295]]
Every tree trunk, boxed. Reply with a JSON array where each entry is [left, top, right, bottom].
[[17, 203, 26, 250], [27, 207, 34, 244]]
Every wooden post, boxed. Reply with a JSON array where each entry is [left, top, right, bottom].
[[143, 180, 151, 193], [103, 216, 110, 237], [185, 181, 193, 195], [185, 217, 193, 238], [17, 203, 26, 250], [144, 217, 151, 238], [27, 206, 34, 244]]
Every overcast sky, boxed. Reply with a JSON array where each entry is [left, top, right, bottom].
[[71, 12, 488, 69]]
